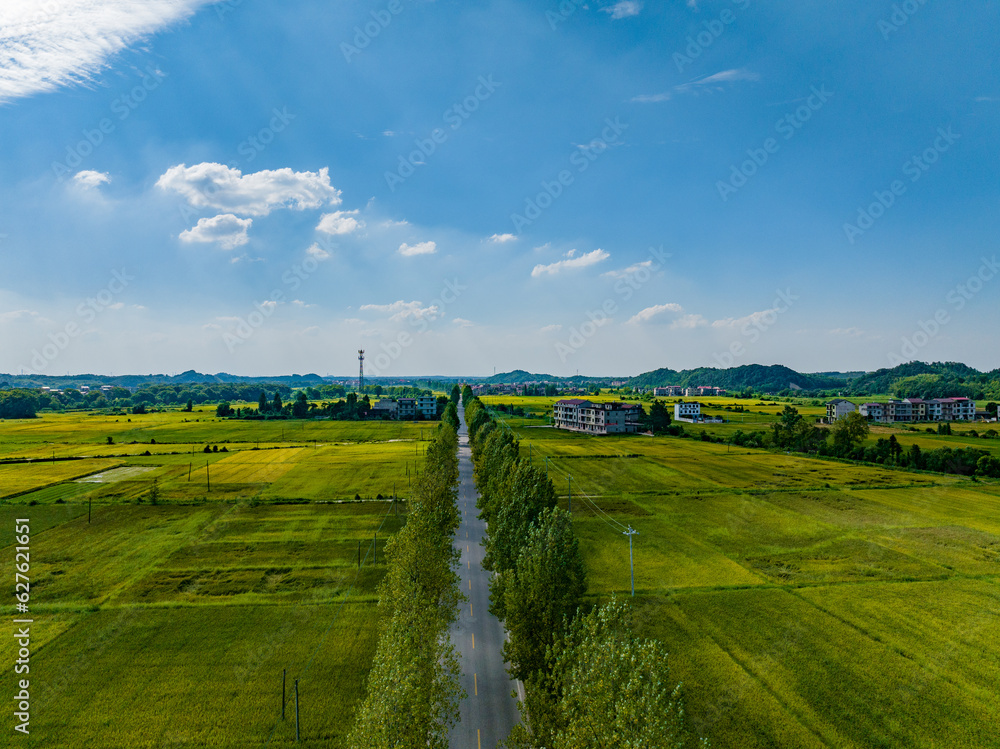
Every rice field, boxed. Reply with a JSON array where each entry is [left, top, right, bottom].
[[487, 396, 1000, 748], [0, 411, 420, 748]]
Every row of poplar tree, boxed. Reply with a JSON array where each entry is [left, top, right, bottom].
[[347, 410, 465, 748], [463, 386, 708, 748]]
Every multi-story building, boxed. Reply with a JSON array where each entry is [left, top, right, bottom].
[[397, 398, 417, 420], [905, 398, 927, 420], [860, 402, 887, 422], [553, 399, 640, 434], [826, 399, 857, 422], [416, 395, 438, 419], [674, 402, 702, 422], [371, 399, 398, 419], [653, 386, 684, 397], [886, 400, 913, 422], [928, 397, 976, 421]]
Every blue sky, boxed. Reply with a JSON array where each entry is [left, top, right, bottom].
[[1, 0, 998, 377]]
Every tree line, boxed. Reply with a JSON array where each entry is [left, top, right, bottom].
[[463, 392, 707, 748], [724, 406, 1000, 478], [348, 421, 465, 747]]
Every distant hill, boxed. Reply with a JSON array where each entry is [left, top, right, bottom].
[[627, 364, 843, 393], [842, 362, 999, 399]]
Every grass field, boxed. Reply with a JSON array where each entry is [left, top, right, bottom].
[[486, 397, 1000, 748], [0, 411, 426, 747]]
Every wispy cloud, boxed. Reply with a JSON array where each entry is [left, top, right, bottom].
[[0, 0, 214, 103], [361, 300, 440, 322], [398, 240, 437, 257], [179, 214, 252, 250], [632, 68, 759, 104], [671, 313, 708, 329], [531, 248, 609, 278], [602, 260, 654, 279], [306, 242, 332, 261], [157, 163, 341, 217], [602, 1, 642, 19], [712, 307, 779, 329], [488, 233, 517, 243], [626, 302, 683, 324]]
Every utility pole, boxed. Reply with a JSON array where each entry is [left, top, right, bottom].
[[294, 679, 300, 742], [623, 526, 638, 596]]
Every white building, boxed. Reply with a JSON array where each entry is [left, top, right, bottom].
[[860, 403, 887, 422], [674, 402, 702, 422], [826, 399, 857, 422]]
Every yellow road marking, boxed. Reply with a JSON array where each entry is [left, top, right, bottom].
[[470, 603, 473, 617], [474, 673, 478, 695], [478, 729, 481, 748], [469, 578, 471, 591], [472, 633, 475, 649]]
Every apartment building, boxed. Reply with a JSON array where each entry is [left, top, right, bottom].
[[654, 386, 684, 397], [856, 396, 976, 423], [553, 399, 640, 434]]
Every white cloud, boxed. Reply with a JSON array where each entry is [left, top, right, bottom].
[[317, 210, 363, 235], [306, 242, 331, 261], [626, 302, 683, 324], [0, 0, 213, 103], [398, 241, 437, 257], [603, 1, 642, 19], [602, 260, 654, 279], [361, 300, 440, 322], [73, 170, 110, 189], [531, 249, 610, 278], [488, 233, 517, 243], [179, 214, 252, 250], [157, 163, 341, 217], [539, 324, 563, 334], [633, 68, 759, 104], [671, 313, 708, 330], [453, 318, 474, 327]]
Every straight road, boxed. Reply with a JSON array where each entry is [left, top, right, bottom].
[[450, 404, 521, 748]]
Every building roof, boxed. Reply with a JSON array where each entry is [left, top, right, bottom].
[[556, 399, 592, 406]]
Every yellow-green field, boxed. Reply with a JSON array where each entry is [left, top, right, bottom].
[[0, 411, 428, 747], [486, 397, 1000, 748]]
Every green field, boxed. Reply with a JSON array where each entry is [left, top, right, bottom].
[[487, 398, 1000, 748], [0, 412, 424, 747]]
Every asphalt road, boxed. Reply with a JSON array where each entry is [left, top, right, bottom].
[[449, 405, 521, 748]]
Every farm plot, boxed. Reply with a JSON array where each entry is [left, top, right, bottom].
[[0, 458, 121, 498]]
